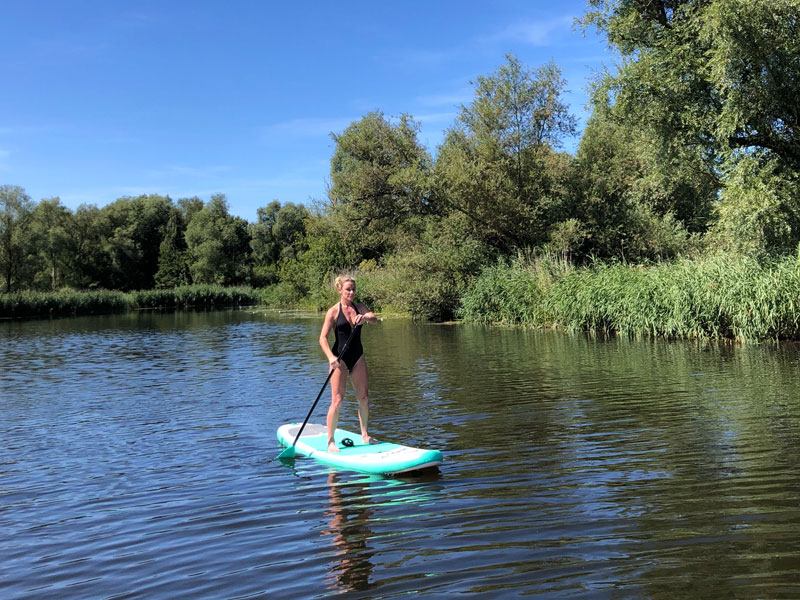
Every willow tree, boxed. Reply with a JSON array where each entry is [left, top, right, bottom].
[[581, 0, 800, 253], [249, 200, 309, 286], [434, 55, 577, 253], [87, 194, 176, 290], [154, 209, 191, 289]]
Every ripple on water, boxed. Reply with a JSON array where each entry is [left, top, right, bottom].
[[2, 315, 800, 598]]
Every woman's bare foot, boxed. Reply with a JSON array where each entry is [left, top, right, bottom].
[[363, 436, 379, 445], [328, 441, 340, 453]]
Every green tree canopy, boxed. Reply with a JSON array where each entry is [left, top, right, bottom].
[[96, 194, 174, 290], [30, 197, 73, 290], [0, 185, 34, 292], [574, 107, 714, 261], [710, 155, 800, 256], [328, 111, 433, 261], [582, 0, 800, 173], [250, 200, 309, 286], [154, 208, 191, 288], [185, 194, 251, 285], [434, 55, 578, 252], [65, 203, 106, 289]]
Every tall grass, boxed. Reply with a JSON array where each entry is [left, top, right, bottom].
[[0, 289, 130, 318], [458, 253, 573, 326], [460, 253, 800, 342], [130, 285, 259, 309], [1, 285, 260, 319]]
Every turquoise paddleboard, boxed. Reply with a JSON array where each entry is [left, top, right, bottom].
[[277, 423, 443, 475]]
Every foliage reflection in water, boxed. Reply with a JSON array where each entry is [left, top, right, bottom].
[[1, 310, 799, 598]]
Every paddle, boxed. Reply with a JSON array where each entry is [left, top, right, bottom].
[[277, 322, 362, 460]]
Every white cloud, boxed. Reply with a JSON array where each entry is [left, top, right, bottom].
[[486, 16, 574, 47]]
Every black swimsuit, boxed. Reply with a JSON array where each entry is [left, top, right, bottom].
[[332, 302, 364, 371]]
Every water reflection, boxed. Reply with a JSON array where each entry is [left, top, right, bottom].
[[323, 472, 375, 593]]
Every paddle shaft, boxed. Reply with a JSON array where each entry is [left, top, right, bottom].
[[287, 322, 362, 450]]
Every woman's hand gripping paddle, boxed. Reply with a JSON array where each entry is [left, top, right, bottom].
[[277, 324, 361, 460]]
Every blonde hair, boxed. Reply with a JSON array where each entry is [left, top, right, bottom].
[[334, 275, 356, 291]]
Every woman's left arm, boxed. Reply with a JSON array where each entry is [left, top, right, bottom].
[[354, 304, 378, 325]]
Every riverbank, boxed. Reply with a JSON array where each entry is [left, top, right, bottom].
[[4, 252, 800, 342]]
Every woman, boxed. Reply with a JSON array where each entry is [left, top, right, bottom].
[[319, 275, 379, 453]]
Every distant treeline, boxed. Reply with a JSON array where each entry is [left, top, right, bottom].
[[3, 1, 800, 341]]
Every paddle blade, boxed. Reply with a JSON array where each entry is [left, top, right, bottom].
[[277, 445, 296, 460]]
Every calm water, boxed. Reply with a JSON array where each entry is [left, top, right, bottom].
[[1, 310, 799, 599]]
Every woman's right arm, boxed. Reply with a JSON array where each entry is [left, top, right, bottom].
[[319, 308, 338, 368]]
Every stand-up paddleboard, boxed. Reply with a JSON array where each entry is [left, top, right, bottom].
[[277, 423, 443, 475]]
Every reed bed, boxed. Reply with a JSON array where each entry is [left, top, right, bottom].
[[460, 253, 800, 342], [130, 285, 259, 309], [458, 256, 569, 326], [0, 289, 130, 318], [1, 285, 260, 319]]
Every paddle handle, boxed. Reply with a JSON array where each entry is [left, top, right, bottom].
[[287, 323, 362, 449]]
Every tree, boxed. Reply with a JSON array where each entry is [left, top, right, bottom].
[[154, 208, 191, 288], [581, 0, 800, 178], [96, 195, 174, 290], [0, 185, 34, 292], [328, 111, 433, 261], [250, 200, 309, 286], [709, 155, 800, 256], [30, 198, 74, 290], [178, 196, 205, 224], [185, 194, 251, 285], [66, 204, 107, 289], [434, 55, 578, 252], [289, 209, 353, 297], [573, 108, 713, 261]]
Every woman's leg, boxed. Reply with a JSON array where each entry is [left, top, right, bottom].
[[349, 356, 376, 444], [327, 364, 347, 452]]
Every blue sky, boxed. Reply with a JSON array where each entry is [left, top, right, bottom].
[[1, 1, 610, 221]]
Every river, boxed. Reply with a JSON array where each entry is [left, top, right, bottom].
[[1, 309, 799, 598]]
